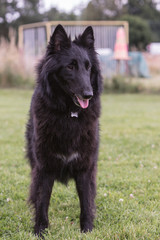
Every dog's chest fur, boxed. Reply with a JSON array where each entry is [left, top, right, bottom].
[[54, 152, 79, 163]]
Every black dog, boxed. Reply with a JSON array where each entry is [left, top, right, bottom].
[[26, 24, 102, 236]]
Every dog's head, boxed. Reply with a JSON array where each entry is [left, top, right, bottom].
[[40, 24, 101, 109]]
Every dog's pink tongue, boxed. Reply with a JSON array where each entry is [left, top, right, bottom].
[[77, 97, 89, 109]]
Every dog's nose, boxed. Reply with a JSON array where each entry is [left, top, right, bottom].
[[82, 90, 93, 100]]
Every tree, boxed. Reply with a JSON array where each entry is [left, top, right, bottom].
[[0, 0, 77, 41], [0, 0, 19, 40], [80, 1, 104, 20], [80, 0, 125, 20], [15, 0, 43, 25], [0, 0, 43, 41], [80, 0, 160, 41], [123, 0, 160, 41], [124, 0, 159, 20], [120, 15, 152, 50], [43, 7, 77, 21]]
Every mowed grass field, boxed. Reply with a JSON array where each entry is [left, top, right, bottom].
[[0, 89, 160, 240]]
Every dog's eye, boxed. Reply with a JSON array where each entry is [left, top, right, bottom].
[[85, 61, 91, 71], [87, 65, 91, 71], [67, 65, 73, 70]]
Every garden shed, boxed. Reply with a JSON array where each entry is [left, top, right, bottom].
[[18, 21, 129, 56]]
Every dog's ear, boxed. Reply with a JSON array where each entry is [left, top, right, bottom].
[[80, 26, 94, 49], [49, 24, 71, 51]]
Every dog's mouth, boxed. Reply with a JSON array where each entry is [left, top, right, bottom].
[[73, 95, 90, 109]]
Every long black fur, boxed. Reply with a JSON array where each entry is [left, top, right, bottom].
[[26, 24, 102, 237]]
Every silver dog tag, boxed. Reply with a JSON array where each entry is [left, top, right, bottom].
[[71, 112, 78, 118]]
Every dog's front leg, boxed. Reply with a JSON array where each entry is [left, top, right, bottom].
[[75, 167, 97, 233], [29, 168, 54, 237]]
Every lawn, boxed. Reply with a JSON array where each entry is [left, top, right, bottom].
[[0, 89, 160, 240]]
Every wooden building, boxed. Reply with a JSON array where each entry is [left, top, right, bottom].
[[18, 21, 129, 57]]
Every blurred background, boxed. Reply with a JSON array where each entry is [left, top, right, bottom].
[[1, 3, 160, 238], [0, 0, 160, 92]]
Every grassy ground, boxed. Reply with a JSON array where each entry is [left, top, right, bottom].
[[0, 89, 160, 240]]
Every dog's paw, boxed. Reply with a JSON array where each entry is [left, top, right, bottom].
[[81, 221, 93, 233], [34, 224, 48, 239]]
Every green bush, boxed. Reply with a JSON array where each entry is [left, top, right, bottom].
[[120, 15, 152, 50]]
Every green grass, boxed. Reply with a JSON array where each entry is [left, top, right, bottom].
[[0, 89, 160, 240]]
